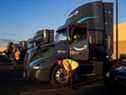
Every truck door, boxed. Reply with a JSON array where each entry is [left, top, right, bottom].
[[88, 30, 106, 61]]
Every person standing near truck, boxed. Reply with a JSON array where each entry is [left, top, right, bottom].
[[15, 47, 20, 64], [18, 41, 28, 64], [15, 41, 28, 79], [5, 42, 15, 60]]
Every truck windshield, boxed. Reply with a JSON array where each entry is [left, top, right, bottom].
[[55, 30, 67, 42]]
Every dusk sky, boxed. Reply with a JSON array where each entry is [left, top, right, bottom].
[[0, 0, 126, 41]]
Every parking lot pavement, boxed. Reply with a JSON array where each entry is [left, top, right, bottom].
[[19, 82, 103, 95], [0, 78, 126, 95], [20, 87, 75, 95], [17, 81, 126, 95], [74, 81, 126, 95]]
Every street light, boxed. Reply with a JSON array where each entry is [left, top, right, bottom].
[[116, 0, 118, 61]]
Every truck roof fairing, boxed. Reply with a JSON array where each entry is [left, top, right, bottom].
[[65, 1, 113, 31], [56, 24, 87, 32]]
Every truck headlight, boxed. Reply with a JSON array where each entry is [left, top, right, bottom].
[[32, 66, 40, 70]]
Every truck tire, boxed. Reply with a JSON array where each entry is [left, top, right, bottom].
[[50, 65, 72, 87]]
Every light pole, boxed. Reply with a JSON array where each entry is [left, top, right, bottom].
[[116, 0, 118, 61]]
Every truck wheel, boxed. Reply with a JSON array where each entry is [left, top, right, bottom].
[[50, 65, 72, 87]]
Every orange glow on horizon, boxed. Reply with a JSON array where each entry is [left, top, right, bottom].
[[113, 22, 126, 59], [0, 47, 6, 52]]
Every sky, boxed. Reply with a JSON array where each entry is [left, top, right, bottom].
[[0, 0, 126, 41]]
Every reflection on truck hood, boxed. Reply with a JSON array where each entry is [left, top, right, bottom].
[[28, 58, 42, 69]]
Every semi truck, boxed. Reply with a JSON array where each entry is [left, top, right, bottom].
[[26, 1, 114, 87]]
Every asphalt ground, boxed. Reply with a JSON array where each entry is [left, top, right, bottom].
[[0, 78, 126, 95]]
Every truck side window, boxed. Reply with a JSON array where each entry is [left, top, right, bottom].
[[70, 27, 87, 43]]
